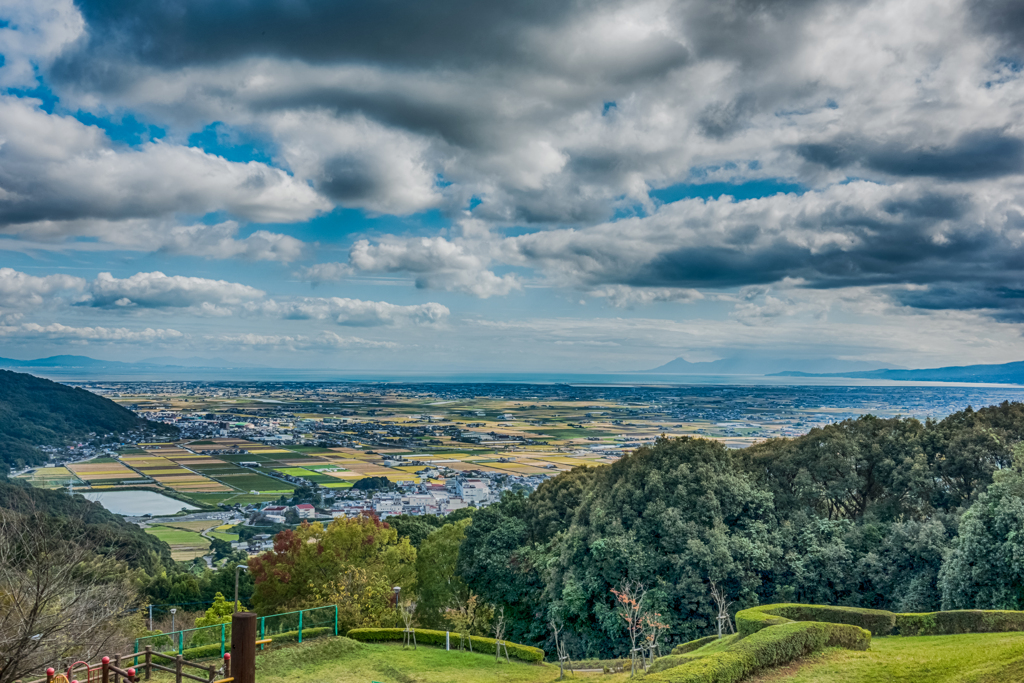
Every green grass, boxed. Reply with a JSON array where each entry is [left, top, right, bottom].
[[145, 525, 209, 546], [247, 637, 620, 683], [750, 632, 1024, 683]]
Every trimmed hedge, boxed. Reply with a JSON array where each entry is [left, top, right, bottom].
[[895, 610, 1024, 636], [737, 604, 895, 637], [345, 628, 545, 662], [672, 635, 719, 655], [646, 621, 870, 683], [170, 627, 334, 661]]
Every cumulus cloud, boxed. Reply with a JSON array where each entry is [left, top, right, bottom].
[[588, 285, 704, 308], [85, 272, 265, 309], [348, 236, 520, 297], [0, 267, 85, 308], [0, 95, 330, 238]]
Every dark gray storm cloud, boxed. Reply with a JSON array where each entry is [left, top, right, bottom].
[[798, 130, 1024, 180]]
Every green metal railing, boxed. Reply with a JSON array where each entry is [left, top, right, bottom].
[[135, 605, 338, 658]]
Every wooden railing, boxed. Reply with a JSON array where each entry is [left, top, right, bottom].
[[18, 612, 263, 683], [18, 642, 240, 683]]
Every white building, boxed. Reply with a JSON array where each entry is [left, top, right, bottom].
[[457, 478, 490, 504], [295, 503, 316, 519]]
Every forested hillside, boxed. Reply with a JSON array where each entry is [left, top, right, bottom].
[[0, 369, 175, 469], [0, 478, 172, 572], [451, 401, 1024, 658]]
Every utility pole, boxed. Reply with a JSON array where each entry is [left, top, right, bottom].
[[235, 565, 249, 612]]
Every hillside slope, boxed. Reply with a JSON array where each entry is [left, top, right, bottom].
[[749, 632, 1024, 682], [0, 369, 175, 469], [0, 478, 173, 572]]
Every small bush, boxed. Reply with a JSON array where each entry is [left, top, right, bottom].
[[646, 621, 870, 683], [345, 628, 545, 662], [671, 635, 720, 655]]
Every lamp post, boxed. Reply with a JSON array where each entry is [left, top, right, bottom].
[[235, 565, 249, 612], [392, 586, 401, 607], [170, 608, 177, 650]]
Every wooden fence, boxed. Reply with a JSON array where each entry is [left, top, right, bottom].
[[17, 612, 259, 683]]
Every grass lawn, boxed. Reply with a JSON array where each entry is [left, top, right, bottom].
[[749, 632, 1024, 683], [242, 637, 626, 683]]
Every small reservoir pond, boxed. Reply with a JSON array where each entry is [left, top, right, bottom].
[[83, 490, 198, 516]]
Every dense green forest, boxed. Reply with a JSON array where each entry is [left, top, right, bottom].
[[0, 478, 173, 572], [451, 401, 1024, 658], [0, 369, 176, 469]]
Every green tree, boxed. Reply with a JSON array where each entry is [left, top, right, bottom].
[[939, 454, 1024, 609], [249, 517, 416, 613], [195, 592, 243, 628], [416, 518, 471, 627]]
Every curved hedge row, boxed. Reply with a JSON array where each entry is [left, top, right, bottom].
[[895, 610, 1024, 636], [345, 628, 545, 662], [646, 621, 870, 683], [736, 603, 1024, 638], [737, 604, 895, 637], [671, 635, 719, 655]]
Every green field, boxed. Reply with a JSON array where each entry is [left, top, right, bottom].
[[144, 524, 210, 561], [748, 632, 1024, 683]]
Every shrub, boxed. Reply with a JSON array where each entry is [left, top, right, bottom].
[[345, 627, 545, 662], [645, 621, 870, 683], [895, 610, 1024, 636], [736, 604, 895, 637], [672, 635, 719, 655], [167, 626, 334, 661]]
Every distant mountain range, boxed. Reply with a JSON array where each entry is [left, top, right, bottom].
[[771, 360, 1024, 385], [646, 356, 898, 375]]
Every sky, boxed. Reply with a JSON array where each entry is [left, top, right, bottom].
[[0, 0, 1023, 372]]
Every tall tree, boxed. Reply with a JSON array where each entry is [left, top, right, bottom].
[[416, 518, 472, 627]]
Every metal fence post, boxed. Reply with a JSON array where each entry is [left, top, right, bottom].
[[220, 624, 226, 658], [298, 609, 303, 644], [260, 617, 265, 651], [334, 605, 338, 636]]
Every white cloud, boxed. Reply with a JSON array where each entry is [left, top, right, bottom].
[[0, 0, 84, 88], [86, 271, 265, 309], [588, 285, 704, 308], [251, 296, 450, 326], [0, 267, 85, 307], [0, 322, 185, 343], [348, 235, 520, 297], [0, 95, 331, 238]]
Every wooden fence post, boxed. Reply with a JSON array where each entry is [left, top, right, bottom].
[[231, 612, 257, 683], [113, 655, 121, 683], [101, 657, 110, 683], [46, 669, 55, 683], [175, 655, 183, 683], [223, 653, 231, 680], [144, 647, 152, 681]]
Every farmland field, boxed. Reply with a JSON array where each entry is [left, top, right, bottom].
[[144, 524, 210, 561]]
